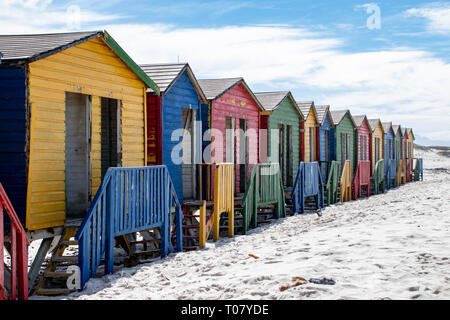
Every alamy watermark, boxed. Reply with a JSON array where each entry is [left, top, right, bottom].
[[365, 3, 381, 30]]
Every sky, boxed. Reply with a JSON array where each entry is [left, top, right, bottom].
[[1, 0, 449, 146]]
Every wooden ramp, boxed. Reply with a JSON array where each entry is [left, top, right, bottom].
[[292, 162, 324, 214]]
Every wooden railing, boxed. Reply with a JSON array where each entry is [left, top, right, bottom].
[[198, 163, 234, 248], [340, 161, 352, 202], [325, 161, 341, 206], [406, 159, 414, 182], [352, 160, 371, 200], [397, 159, 406, 185], [371, 159, 385, 195], [386, 159, 397, 189], [241, 163, 285, 234], [292, 162, 324, 214], [0, 183, 29, 300], [414, 158, 424, 182], [75, 166, 183, 289]]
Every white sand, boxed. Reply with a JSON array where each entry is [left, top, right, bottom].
[[32, 147, 450, 300]]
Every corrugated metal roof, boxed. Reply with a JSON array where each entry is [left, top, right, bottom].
[[254, 91, 289, 111], [315, 105, 330, 125], [330, 110, 350, 125], [0, 30, 160, 94], [296, 101, 314, 119], [392, 125, 402, 136], [197, 78, 243, 100], [0, 31, 102, 61], [140, 63, 186, 92], [352, 115, 368, 129], [382, 122, 392, 133], [368, 119, 383, 133]]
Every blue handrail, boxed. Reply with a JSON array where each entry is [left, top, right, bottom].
[[75, 166, 183, 289]]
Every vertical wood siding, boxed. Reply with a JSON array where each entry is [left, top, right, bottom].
[[267, 97, 301, 185], [371, 123, 384, 174], [334, 114, 356, 176], [384, 130, 395, 174], [211, 83, 260, 194], [304, 109, 317, 162], [0, 65, 28, 225], [356, 120, 371, 162], [319, 114, 331, 161], [159, 70, 202, 203], [26, 38, 146, 230]]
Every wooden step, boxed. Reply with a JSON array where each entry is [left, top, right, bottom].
[[183, 225, 199, 229], [52, 256, 78, 263], [43, 271, 74, 278], [60, 240, 79, 246], [133, 249, 160, 256], [130, 239, 160, 245], [34, 288, 75, 296]]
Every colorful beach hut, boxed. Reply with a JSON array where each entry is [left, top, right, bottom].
[[315, 105, 334, 181], [368, 119, 384, 174], [393, 125, 405, 185], [198, 78, 264, 195], [404, 128, 415, 182], [368, 119, 385, 194], [329, 110, 357, 202], [382, 122, 396, 189], [140, 63, 207, 202], [298, 102, 319, 163], [352, 115, 372, 199], [0, 31, 184, 295], [256, 91, 304, 188]]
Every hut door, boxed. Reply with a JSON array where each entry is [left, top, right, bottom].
[[101, 98, 122, 180], [340, 133, 347, 169], [286, 125, 293, 187], [324, 132, 329, 161], [65, 92, 91, 219], [182, 109, 197, 200], [239, 119, 248, 194], [309, 127, 315, 162], [278, 124, 285, 183]]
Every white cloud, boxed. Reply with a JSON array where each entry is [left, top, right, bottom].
[[405, 2, 450, 34], [0, 0, 124, 33], [105, 24, 450, 144]]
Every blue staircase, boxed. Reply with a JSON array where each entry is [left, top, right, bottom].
[[75, 166, 183, 289]]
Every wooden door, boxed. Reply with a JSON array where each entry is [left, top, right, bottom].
[[65, 92, 91, 219]]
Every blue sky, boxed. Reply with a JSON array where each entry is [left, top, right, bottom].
[[1, 0, 449, 145]]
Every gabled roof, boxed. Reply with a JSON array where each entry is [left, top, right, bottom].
[[392, 125, 402, 137], [352, 115, 371, 131], [382, 122, 393, 134], [296, 101, 319, 124], [330, 109, 357, 127], [0, 30, 159, 94], [315, 105, 334, 127], [140, 63, 207, 103], [198, 77, 264, 111], [407, 128, 415, 140], [254, 91, 304, 120], [368, 119, 384, 134]]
